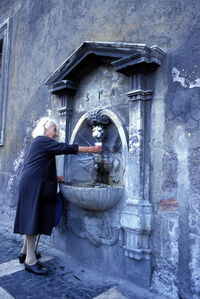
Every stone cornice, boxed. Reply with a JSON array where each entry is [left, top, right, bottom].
[[112, 45, 165, 75], [126, 90, 153, 101], [48, 80, 78, 93], [44, 42, 165, 90]]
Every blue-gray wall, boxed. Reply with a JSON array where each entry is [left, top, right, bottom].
[[0, 1, 200, 298]]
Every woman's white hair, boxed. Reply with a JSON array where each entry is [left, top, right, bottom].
[[32, 117, 57, 138]]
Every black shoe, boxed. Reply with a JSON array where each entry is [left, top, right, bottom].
[[18, 252, 41, 264], [24, 262, 48, 276]]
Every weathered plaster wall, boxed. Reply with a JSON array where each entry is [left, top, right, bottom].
[[0, 0, 200, 298], [150, 41, 200, 297]]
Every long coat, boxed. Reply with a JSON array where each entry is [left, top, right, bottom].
[[14, 136, 78, 236]]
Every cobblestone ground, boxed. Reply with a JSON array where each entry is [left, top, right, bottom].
[[0, 231, 169, 299], [0, 233, 116, 299]]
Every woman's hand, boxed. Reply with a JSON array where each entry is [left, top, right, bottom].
[[57, 176, 64, 183], [92, 145, 102, 153]]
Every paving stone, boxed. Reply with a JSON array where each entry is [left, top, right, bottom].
[[93, 287, 127, 299]]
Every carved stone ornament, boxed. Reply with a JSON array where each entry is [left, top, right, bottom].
[[69, 213, 119, 247], [87, 109, 110, 126]]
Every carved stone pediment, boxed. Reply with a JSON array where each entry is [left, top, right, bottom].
[[45, 41, 165, 93]]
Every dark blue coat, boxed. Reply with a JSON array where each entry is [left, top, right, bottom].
[[14, 136, 78, 235]]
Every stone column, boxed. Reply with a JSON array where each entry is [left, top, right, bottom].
[[111, 45, 165, 260], [120, 74, 153, 260], [57, 93, 73, 179], [47, 80, 78, 178]]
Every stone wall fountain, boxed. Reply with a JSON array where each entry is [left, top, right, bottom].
[[45, 41, 165, 287], [60, 109, 124, 211]]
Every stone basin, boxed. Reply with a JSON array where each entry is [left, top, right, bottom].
[[60, 183, 123, 211]]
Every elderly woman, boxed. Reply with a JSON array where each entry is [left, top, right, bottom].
[[14, 119, 102, 275]]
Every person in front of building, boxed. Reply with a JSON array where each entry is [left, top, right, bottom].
[[14, 119, 102, 275]]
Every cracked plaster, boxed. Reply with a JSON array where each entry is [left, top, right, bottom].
[[172, 67, 200, 89]]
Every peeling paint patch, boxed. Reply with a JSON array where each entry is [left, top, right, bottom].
[[189, 77, 200, 88], [6, 130, 32, 206], [172, 67, 200, 89], [172, 67, 187, 87]]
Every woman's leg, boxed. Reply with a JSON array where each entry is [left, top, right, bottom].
[[25, 235, 37, 265], [24, 235, 48, 275], [21, 236, 27, 254]]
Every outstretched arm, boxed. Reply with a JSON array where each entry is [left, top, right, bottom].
[[41, 136, 102, 155], [78, 145, 102, 153]]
